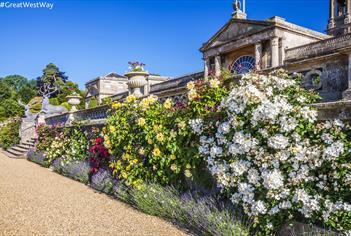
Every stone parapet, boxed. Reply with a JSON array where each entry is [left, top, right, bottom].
[[285, 33, 351, 62]]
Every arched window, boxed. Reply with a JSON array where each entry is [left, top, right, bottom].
[[231, 55, 256, 74]]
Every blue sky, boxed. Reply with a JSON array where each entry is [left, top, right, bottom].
[[0, 0, 329, 88]]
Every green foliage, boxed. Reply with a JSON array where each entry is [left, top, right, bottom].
[[0, 99, 24, 120], [49, 98, 59, 106], [88, 97, 98, 108], [0, 119, 21, 149], [28, 97, 42, 114], [0, 75, 37, 121]]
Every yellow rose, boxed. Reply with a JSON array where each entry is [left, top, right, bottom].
[[126, 95, 137, 103], [121, 172, 128, 179], [139, 148, 145, 155], [163, 99, 173, 109], [209, 79, 220, 88], [178, 121, 186, 129], [188, 89, 199, 101], [156, 133, 164, 142], [186, 81, 195, 90], [137, 117, 146, 126], [152, 147, 161, 157], [148, 139, 153, 145], [109, 125, 116, 132], [186, 164, 191, 169], [112, 102, 122, 109], [170, 154, 176, 160], [170, 164, 177, 172], [170, 130, 177, 138], [184, 169, 193, 178]]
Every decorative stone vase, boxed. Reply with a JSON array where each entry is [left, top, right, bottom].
[[66, 94, 82, 112], [125, 71, 149, 97]]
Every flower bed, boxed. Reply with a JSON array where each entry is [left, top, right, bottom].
[[29, 70, 350, 235]]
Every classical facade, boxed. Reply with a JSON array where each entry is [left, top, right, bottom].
[[201, 0, 351, 102], [85, 72, 170, 108]]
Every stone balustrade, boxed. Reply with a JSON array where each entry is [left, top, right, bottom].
[[45, 105, 110, 126], [285, 33, 351, 62]]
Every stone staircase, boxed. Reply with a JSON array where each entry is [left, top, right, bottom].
[[1, 138, 36, 159]]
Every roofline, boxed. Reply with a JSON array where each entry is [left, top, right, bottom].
[[200, 16, 330, 53]]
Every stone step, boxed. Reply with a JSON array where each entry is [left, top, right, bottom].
[[18, 144, 32, 149], [12, 146, 29, 153], [1, 150, 17, 158], [22, 142, 35, 147], [6, 148, 26, 157]]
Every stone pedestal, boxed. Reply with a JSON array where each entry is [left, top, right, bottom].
[[20, 119, 36, 143]]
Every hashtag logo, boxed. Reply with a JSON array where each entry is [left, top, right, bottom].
[[0, 2, 4, 8]]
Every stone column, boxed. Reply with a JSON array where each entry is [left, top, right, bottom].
[[254, 42, 262, 71], [346, 0, 351, 24], [271, 37, 280, 68], [342, 53, 351, 99], [204, 57, 210, 77], [328, 0, 336, 30], [215, 55, 221, 77]]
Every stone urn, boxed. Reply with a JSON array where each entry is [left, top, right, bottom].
[[66, 93, 82, 112], [125, 71, 149, 97]]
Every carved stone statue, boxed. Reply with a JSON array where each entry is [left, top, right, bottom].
[[38, 76, 67, 115], [233, 0, 241, 12], [18, 100, 37, 121], [41, 96, 67, 115]]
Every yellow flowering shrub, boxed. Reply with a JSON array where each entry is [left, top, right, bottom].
[[106, 95, 201, 187]]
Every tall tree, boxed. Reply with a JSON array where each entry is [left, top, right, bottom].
[[36, 63, 68, 96]]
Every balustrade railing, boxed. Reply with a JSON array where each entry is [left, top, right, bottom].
[[285, 33, 351, 61], [73, 105, 110, 121]]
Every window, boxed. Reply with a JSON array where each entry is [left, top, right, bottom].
[[231, 55, 256, 74]]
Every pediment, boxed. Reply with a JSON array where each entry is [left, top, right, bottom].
[[201, 19, 273, 52]]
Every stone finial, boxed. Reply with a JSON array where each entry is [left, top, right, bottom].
[[232, 0, 247, 19]]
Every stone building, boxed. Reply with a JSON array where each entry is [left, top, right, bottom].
[[201, 0, 351, 102], [85, 72, 170, 108]]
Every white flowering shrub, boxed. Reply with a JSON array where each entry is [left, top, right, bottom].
[[192, 71, 351, 235], [45, 126, 88, 166]]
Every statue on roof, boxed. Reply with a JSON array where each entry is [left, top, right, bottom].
[[233, 0, 241, 12]]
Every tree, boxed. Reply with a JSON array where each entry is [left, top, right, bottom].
[[2, 75, 27, 92], [36, 63, 68, 97]]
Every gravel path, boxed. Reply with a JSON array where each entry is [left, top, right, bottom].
[[0, 153, 189, 236]]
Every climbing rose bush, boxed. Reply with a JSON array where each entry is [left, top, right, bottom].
[[88, 137, 110, 174], [38, 125, 88, 165], [192, 71, 351, 235], [106, 95, 201, 187]]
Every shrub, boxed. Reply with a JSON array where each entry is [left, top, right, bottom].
[[0, 118, 21, 149], [193, 71, 351, 235], [106, 95, 201, 188]]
